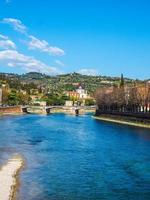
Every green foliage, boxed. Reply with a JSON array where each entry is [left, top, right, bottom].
[[7, 90, 31, 106], [85, 99, 95, 106], [7, 90, 20, 105], [120, 74, 124, 88], [18, 93, 31, 105], [42, 93, 69, 106], [0, 72, 141, 106]]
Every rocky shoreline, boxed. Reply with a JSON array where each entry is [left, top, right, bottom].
[[0, 155, 24, 200]]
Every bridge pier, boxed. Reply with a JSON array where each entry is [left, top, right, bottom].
[[75, 109, 79, 115], [22, 107, 28, 113], [45, 108, 51, 114]]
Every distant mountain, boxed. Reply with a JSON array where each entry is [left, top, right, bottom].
[[21, 72, 49, 79]]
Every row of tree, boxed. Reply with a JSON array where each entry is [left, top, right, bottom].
[[95, 83, 150, 113], [41, 93, 70, 106], [41, 93, 95, 106], [1, 87, 96, 106], [2, 89, 31, 106]]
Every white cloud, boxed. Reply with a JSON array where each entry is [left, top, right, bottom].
[[0, 50, 60, 74], [1, 18, 65, 56], [0, 40, 16, 49], [2, 18, 27, 33], [0, 33, 16, 49], [54, 60, 65, 67], [28, 35, 65, 56], [0, 34, 8, 40], [78, 68, 98, 76]]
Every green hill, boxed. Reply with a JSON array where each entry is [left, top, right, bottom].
[[0, 72, 142, 95]]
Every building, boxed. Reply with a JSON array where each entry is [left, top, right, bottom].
[[31, 99, 47, 106], [0, 88, 2, 106], [76, 86, 88, 99], [67, 91, 80, 99], [19, 90, 27, 95], [72, 82, 80, 86], [66, 86, 91, 100], [0, 84, 10, 106], [65, 100, 73, 107], [30, 89, 39, 95]]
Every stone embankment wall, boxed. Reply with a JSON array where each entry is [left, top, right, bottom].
[[0, 106, 22, 114]]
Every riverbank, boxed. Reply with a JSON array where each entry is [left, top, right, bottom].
[[0, 155, 24, 200], [0, 106, 22, 116], [93, 115, 150, 129], [0, 113, 24, 117]]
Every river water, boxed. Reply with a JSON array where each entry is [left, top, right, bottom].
[[0, 113, 150, 200]]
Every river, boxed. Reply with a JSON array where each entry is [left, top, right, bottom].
[[0, 113, 150, 200]]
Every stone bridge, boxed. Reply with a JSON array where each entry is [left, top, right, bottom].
[[22, 105, 96, 115], [22, 106, 63, 114]]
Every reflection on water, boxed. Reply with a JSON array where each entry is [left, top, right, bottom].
[[0, 114, 150, 200]]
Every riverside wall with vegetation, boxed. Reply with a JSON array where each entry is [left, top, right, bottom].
[[95, 77, 150, 128], [94, 113, 150, 129], [0, 106, 22, 115]]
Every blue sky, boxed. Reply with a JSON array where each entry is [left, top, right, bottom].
[[0, 0, 150, 79]]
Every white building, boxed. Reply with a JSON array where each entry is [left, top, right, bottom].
[[76, 86, 88, 99], [65, 100, 73, 107]]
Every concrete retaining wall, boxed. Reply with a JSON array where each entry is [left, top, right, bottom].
[[0, 106, 22, 114]]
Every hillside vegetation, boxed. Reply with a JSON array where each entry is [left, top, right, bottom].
[[0, 72, 141, 95]]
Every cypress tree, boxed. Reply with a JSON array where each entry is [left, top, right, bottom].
[[120, 73, 124, 88]]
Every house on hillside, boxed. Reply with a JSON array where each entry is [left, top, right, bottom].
[[66, 86, 90, 100], [66, 91, 80, 99], [76, 86, 88, 99], [65, 100, 73, 107], [0, 88, 2, 106]]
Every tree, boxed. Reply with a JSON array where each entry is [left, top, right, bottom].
[[18, 92, 31, 105], [7, 89, 20, 105], [95, 83, 150, 114], [120, 73, 124, 88], [127, 86, 139, 112], [42, 93, 69, 106], [85, 99, 95, 106]]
